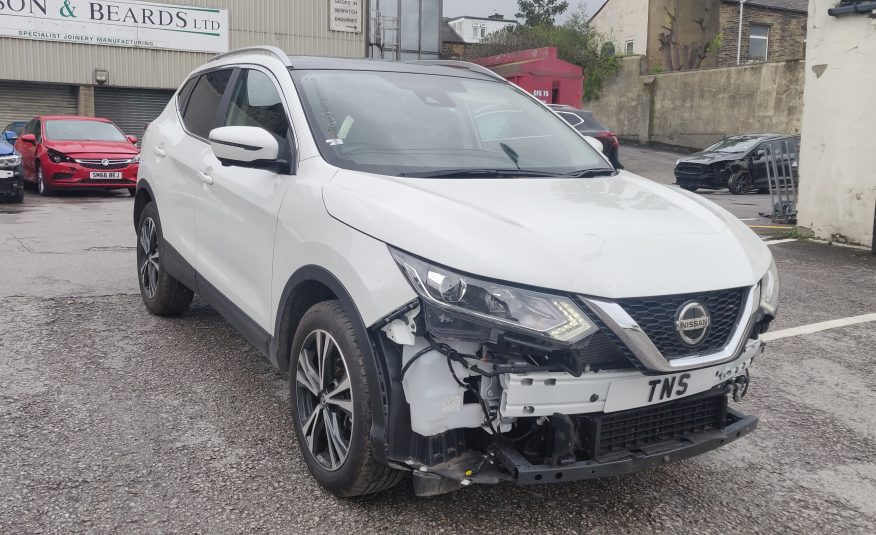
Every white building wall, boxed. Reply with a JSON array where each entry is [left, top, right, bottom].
[[588, 0, 649, 55], [797, 0, 876, 247], [447, 17, 517, 44], [0, 0, 365, 90]]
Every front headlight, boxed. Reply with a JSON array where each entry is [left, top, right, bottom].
[[760, 258, 780, 316], [0, 154, 21, 167], [389, 248, 597, 343], [47, 148, 72, 164], [131, 154, 140, 163]]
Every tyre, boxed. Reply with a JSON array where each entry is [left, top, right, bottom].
[[136, 202, 194, 316], [12, 188, 24, 203], [757, 187, 770, 194], [36, 163, 54, 197], [681, 185, 699, 192], [128, 188, 136, 197], [289, 301, 404, 497], [728, 171, 753, 195]]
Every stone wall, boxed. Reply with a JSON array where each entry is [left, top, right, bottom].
[[716, 3, 807, 68], [586, 55, 804, 150]]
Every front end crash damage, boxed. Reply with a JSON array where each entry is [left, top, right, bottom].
[[369, 299, 760, 496]]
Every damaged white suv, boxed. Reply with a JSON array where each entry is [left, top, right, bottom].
[[134, 47, 779, 497]]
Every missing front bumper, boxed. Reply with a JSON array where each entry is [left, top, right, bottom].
[[495, 406, 758, 485]]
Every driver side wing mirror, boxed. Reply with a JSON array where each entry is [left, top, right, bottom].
[[3, 130, 17, 143], [20, 134, 36, 144]]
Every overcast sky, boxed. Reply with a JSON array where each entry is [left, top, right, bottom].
[[442, 0, 607, 22]]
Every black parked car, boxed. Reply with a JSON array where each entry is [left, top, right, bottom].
[[550, 105, 623, 169], [674, 134, 800, 194]]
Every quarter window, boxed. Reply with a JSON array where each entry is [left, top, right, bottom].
[[182, 69, 234, 139], [225, 69, 291, 144], [748, 24, 769, 62]]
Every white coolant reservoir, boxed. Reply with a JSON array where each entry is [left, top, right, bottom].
[[401, 339, 485, 437]]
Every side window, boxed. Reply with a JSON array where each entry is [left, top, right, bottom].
[[559, 112, 583, 127], [34, 120, 42, 143], [177, 76, 199, 115], [23, 120, 34, 136], [182, 69, 233, 139], [225, 69, 291, 144]]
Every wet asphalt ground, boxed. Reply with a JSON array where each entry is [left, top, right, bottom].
[[1, 151, 875, 533]]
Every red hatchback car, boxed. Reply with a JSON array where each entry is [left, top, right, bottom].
[[15, 116, 139, 196]]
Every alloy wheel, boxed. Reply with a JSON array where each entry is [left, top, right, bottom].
[[37, 167, 45, 195], [295, 329, 354, 472], [138, 217, 160, 299]]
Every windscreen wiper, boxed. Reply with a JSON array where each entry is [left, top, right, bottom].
[[563, 168, 617, 178], [400, 169, 566, 179]]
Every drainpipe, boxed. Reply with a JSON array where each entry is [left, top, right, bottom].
[[736, 0, 746, 66]]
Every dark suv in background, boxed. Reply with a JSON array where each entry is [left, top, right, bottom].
[[551, 105, 623, 169], [674, 134, 800, 194]]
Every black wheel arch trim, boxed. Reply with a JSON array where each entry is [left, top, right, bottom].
[[272, 265, 393, 465]]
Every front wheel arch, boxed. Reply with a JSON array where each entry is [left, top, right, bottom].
[[272, 266, 391, 466]]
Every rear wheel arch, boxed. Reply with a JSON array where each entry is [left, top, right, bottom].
[[133, 180, 155, 230]]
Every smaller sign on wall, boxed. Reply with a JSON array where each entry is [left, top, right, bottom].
[[330, 0, 362, 33], [0, 0, 229, 53]]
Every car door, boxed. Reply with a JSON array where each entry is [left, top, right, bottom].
[[159, 68, 235, 268], [749, 142, 770, 187], [194, 67, 295, 331], [16, 120, 38, 180]]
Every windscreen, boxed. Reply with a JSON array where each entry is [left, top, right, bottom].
[[290, 69, 609, 177], [45, 120, 127, 142], [704, 136, 764, 153]]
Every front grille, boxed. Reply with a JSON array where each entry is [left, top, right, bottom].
[[674, 163, 711, 178], [616, 288, 747, 359], [574, 331, 633, 371], [76, 159, 132, 170], [592, 392, 727, 457]]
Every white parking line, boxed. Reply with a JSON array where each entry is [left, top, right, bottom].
[[761, 313, 876, 342], [763, 238, 798, 246]]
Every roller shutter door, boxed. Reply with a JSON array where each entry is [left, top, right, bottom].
[[0, 81, 77, 129], [94, 87, 175, 139]]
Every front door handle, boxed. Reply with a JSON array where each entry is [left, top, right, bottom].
[[198, 170, 214, 185], [153, 147, 166, 157]]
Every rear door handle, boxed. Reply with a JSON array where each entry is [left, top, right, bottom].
[[198, 170, 214, 185], [153, 147, 166, 157]]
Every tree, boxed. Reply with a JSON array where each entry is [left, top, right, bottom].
[[656, 1, 722, 70], [515, 0, 569, 27]]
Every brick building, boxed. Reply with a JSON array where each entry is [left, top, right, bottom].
[[716, 0, 808, 67], [589, 0, 807, 71]]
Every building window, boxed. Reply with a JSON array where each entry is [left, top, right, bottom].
[[625, 40, 634, 54], [749, 24, 769, 62]]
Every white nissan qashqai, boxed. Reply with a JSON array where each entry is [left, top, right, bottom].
[[135, 47, 779, 497]]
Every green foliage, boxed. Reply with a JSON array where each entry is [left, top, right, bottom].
[[515, 0, 569, 27], [464, 10, 621, 101], [651, 66, 664, 74], [705, 32, 725, 55]]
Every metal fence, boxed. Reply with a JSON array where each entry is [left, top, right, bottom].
[[762, 137, 800, 224]]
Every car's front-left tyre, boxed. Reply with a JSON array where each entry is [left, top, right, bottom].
[[136, 202, 194, 315], [289, 300, 405, 497]]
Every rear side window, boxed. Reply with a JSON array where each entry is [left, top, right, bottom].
[[177, 76, 199, 114], [558, 111, 583, 127], [572, 112, 607, 131], [182, 69, 233, 139]]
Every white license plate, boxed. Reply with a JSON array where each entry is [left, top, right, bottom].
[[0, 170, 12, 179], [90, 172, 122, 179], [603, 358, 752, 413]]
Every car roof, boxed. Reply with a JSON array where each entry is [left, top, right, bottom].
[[205, 49, 506, 83], [36, 116, 113, 121]]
